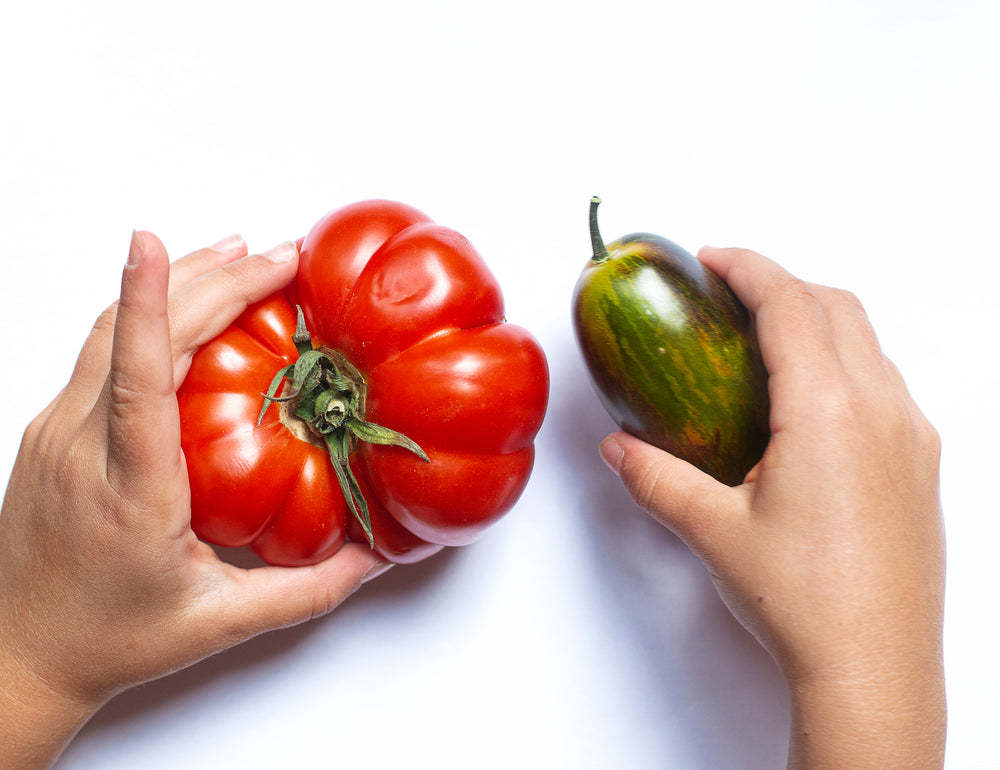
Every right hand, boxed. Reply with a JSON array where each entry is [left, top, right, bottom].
[[599, 246, 946, 768]]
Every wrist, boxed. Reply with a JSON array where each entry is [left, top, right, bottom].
[[785, 653, 946, 769], [0, 643, 103, 769]]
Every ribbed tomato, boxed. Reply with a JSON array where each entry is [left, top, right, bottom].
[[178, 200, 549, 566]]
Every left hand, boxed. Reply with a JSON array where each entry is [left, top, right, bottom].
[[0, 231, 389, 769]]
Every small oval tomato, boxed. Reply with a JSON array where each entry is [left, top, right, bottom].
[[178, 200, 549, 566], [572, 197, 769, 485]]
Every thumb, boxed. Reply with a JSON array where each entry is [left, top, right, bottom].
[[105, 230, 178, 494], [600, 431, 736, 556], [213, 544, 391, 642]]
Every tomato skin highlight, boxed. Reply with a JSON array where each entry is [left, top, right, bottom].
[[249, 449, 347, 567], [572, 204, 769, 486], [365, 324, 549, 456], [360, 444, 535, 547], [178, 200, 549, 565], [295, 200, 433, 328], [179, 296, 347, 564]]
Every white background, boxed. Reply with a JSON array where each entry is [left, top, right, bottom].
[[1, 1, 998, 768]]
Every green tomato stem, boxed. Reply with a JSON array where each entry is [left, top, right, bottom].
[[257, 306, 430, 547], [589, 196, 610, 264]]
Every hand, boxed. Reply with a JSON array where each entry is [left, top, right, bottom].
[[599, 246, 946, 768], [0, 232, 389, 769]]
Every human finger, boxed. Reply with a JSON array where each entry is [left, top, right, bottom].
[[103, 230, 180, 492], [698, 246, 848, 430], [209, 543, 389, 643], [166, 241, 298, 383], [167, 233, 248, 295], [808, 284, 895, 387], [61, 233, 249, 413], [599, 431, 742, 560], [809, 285, 880, 355], [882, 355, 921, 406], [698, 247, 840, 381]]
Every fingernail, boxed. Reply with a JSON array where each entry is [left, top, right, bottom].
[[261, 240, 298, 263], [128, 230, 144, 265], [599, 436, 623, 476], [209, 233, 245, 253], [362, 561, 394, 584]]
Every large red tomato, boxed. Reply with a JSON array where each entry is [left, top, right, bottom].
[[177, 200, 549, 566]]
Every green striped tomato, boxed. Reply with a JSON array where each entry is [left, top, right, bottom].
[[572, 198, 769, 485]]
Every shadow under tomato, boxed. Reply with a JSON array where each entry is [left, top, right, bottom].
[[549, 345, 790, 768]]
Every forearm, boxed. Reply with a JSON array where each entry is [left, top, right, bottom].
[[0, 647, 101, 770], [786, 658, 946, 769]]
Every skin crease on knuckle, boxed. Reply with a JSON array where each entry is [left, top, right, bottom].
[[725, 254, 819, 318], [214, 252, 269, 301], [107, 370, 155, 414], [629, 455, 668, 516], [822, 286, 865, 314], [775, 274, 820, 311]]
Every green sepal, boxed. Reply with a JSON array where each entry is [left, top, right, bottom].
[[345, 418, 430, 463], [257, 364, 295, 426], [255, 307, 431, 550], [326, 431, 373, 546]]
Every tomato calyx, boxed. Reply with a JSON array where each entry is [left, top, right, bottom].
[[257, 306, 430, 547]]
